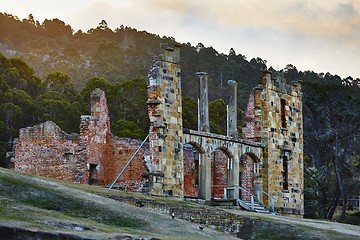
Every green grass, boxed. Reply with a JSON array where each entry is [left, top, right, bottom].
[[333, 211, 360, 225], [252, 219, 353, 240], [0, 175, 145, 228], [62, 179, 203, 209]]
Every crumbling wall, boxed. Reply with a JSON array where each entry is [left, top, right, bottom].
[[12, 89, 149, 191], [242, 94, 255, 140], [75, 89, 112, 184], [242, 87, 263, 143], [13, 121, 79, 181]]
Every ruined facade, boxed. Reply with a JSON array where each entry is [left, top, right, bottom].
[[243, 71, 303, 215], [12, 89, 149, 189], [13, 121, 79, 181], [10, 43, 303, 216]]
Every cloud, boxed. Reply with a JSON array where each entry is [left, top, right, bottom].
[[335, 3, 357, 17], [139, 0, 360, 41], [137, 0, 360, 78]]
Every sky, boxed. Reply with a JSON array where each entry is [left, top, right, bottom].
[[1, 0, 360, 79]]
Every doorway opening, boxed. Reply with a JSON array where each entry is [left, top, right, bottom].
[[89, 163, 98, 184]]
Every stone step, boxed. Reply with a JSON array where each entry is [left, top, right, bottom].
[[237, 200, 272, 214], [254, 208, 271, 213]]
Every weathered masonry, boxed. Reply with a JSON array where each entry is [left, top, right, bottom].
[[10, 43, 303, 216], [12, 89, 150, 189], [146, 43, 303, 215], [242, 71, 304, 215]]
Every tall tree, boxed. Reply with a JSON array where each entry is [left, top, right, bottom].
[[303, 82, 360, 221]]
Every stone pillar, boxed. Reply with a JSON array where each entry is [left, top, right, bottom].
[[147, 43, 184, 197], [227, 80, 238, 138], [197, 72, 210, 133], [230, 146, 240, 197], [199, 152, 212, 201]]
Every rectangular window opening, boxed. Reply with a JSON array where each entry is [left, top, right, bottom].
[[281, 99, 287, 128], [282, 156, 288, 190]]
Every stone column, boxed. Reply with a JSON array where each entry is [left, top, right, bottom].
[[197, 72, 210, 133], [147, 43, 184, 197], [227, 80, 238, 138], [199, 151, 212, 201]]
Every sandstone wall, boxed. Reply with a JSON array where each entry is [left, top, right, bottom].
[[147, 43, 184, 196], [259, 71, 304, 215]]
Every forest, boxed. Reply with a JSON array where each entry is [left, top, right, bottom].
[[0, 12, 359, 223]]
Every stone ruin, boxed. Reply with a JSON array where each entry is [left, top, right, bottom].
[[10, 43, 304, 216], [12, 89, 149, 190]]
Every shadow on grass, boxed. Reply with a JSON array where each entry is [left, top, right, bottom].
[[0, 175, 145, 228]]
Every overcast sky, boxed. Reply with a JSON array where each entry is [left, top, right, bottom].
[[1, 0, 360, 79]]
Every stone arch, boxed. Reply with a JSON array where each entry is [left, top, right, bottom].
[[218, 146, 234, 159], [242, 151, 260, 163], [186, 141, 206, 154]]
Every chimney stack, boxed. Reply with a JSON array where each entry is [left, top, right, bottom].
[[197, 72, 210, 133], [227, 80, 238, 138]]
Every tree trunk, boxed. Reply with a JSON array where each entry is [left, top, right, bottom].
[[340, 194, 348, 223], [327, 186, 340, 220], [331, 130, 345, 220], [337, 134, 350, 223], [317, 176, 329, 218]]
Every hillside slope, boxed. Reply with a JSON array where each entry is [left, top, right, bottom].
[[0, 167, 237, 240], [1, 167, 360, 240]]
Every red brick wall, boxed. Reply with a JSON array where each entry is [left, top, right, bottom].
[[240, 154, 254, 201], [12, 89, 149, 192], [243, 93, 255, 140], [183, 145, 200, 197], [76, 89, 112, 184], [104, 136, 149, 189], [14, 121, 79, 181], [211, 151, 228, 199]]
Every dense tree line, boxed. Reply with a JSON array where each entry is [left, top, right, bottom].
[[302, 82, 360, 222], [0, 53, 149, 167], [0, 13, 359, 223]]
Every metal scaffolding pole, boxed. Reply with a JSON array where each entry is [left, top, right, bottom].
[[109, 134, 149, 189]]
